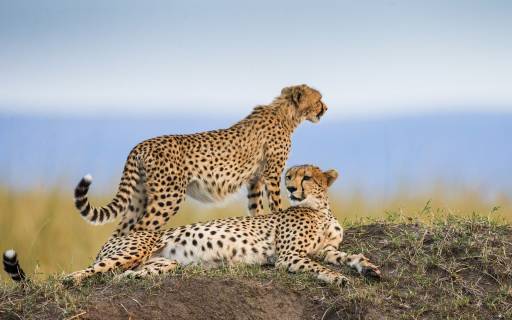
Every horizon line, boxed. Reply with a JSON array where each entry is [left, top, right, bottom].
[[1, 108, 512, 122]]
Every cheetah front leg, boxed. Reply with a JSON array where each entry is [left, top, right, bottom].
[[276, 253, 349, 287], [320, 246, 381, 279], [247, 177, 265, 216], [263, 157, 286, 213], [117, 257, 179, 279]]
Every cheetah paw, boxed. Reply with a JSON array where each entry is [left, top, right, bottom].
[[335, 275, 350, 287], [347, 254, 382, 280], [360, 260, 382, 279], [114, 270, 137, 281], [62, 272, 83, 286]]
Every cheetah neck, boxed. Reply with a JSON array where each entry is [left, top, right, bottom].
[[275, 100, 303, 133], [239, 99, 302, 133], [295, 195, 332, 217]]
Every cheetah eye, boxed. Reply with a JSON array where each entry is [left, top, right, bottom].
[[286, 175, 292, 180], [303, 176, 311, 181]]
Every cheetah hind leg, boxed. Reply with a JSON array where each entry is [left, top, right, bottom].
[[64, 255, 143, 285], [64, 232, 158, 285], [112, 170, 148, 237], [133, 171, 187, 232], [116, 257, 180, 280], [64, 267, 96, 285], [63, 259, 126, 286]]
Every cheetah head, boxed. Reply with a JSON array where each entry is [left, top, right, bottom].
[[284, 165, 338, 209], [280, 84, 328, 123]]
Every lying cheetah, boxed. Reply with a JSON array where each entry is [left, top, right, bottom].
[[4, 165, 381, 286], [74, 85, 328, 237]]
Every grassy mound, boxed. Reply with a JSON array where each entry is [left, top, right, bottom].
[[1, 215, 511, 319]]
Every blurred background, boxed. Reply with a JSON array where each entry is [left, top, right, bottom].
[[1, 0, 511, 279]]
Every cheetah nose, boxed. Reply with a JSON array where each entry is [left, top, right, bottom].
[[287, 186, 297, 193]]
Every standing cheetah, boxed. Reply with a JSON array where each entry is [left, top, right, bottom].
[[74, 85, 328, 237], [4, 165, 381, 286]]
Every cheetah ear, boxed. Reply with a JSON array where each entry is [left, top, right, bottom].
[[324, 169, 339, 187], [281, 86, 303, 108]]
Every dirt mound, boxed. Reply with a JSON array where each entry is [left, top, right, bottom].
[[1, 218, 511, 319], [83, 277, 333, 320]]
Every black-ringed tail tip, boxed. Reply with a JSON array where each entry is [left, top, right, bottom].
[[74, 171, 124, 225], [75, 174, 93, 199], [83, 174, 93, 185], [3, 249, 26, 281], [75, 174, 92, 204]]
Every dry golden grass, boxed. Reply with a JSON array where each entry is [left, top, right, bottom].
[[0, 185, 510, 282]]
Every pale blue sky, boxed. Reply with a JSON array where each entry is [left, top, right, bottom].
[[1, 0, 511, 118]]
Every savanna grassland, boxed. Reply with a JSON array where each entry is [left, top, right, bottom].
[[0, 187, 511, 319]]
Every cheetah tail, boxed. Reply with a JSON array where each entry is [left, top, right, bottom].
[[74, 155, 140, 225], [3, 249, 26, 282]]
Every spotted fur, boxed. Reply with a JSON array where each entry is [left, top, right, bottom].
[[74, 85, 328, 237], [46, 165, 380, 286]]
